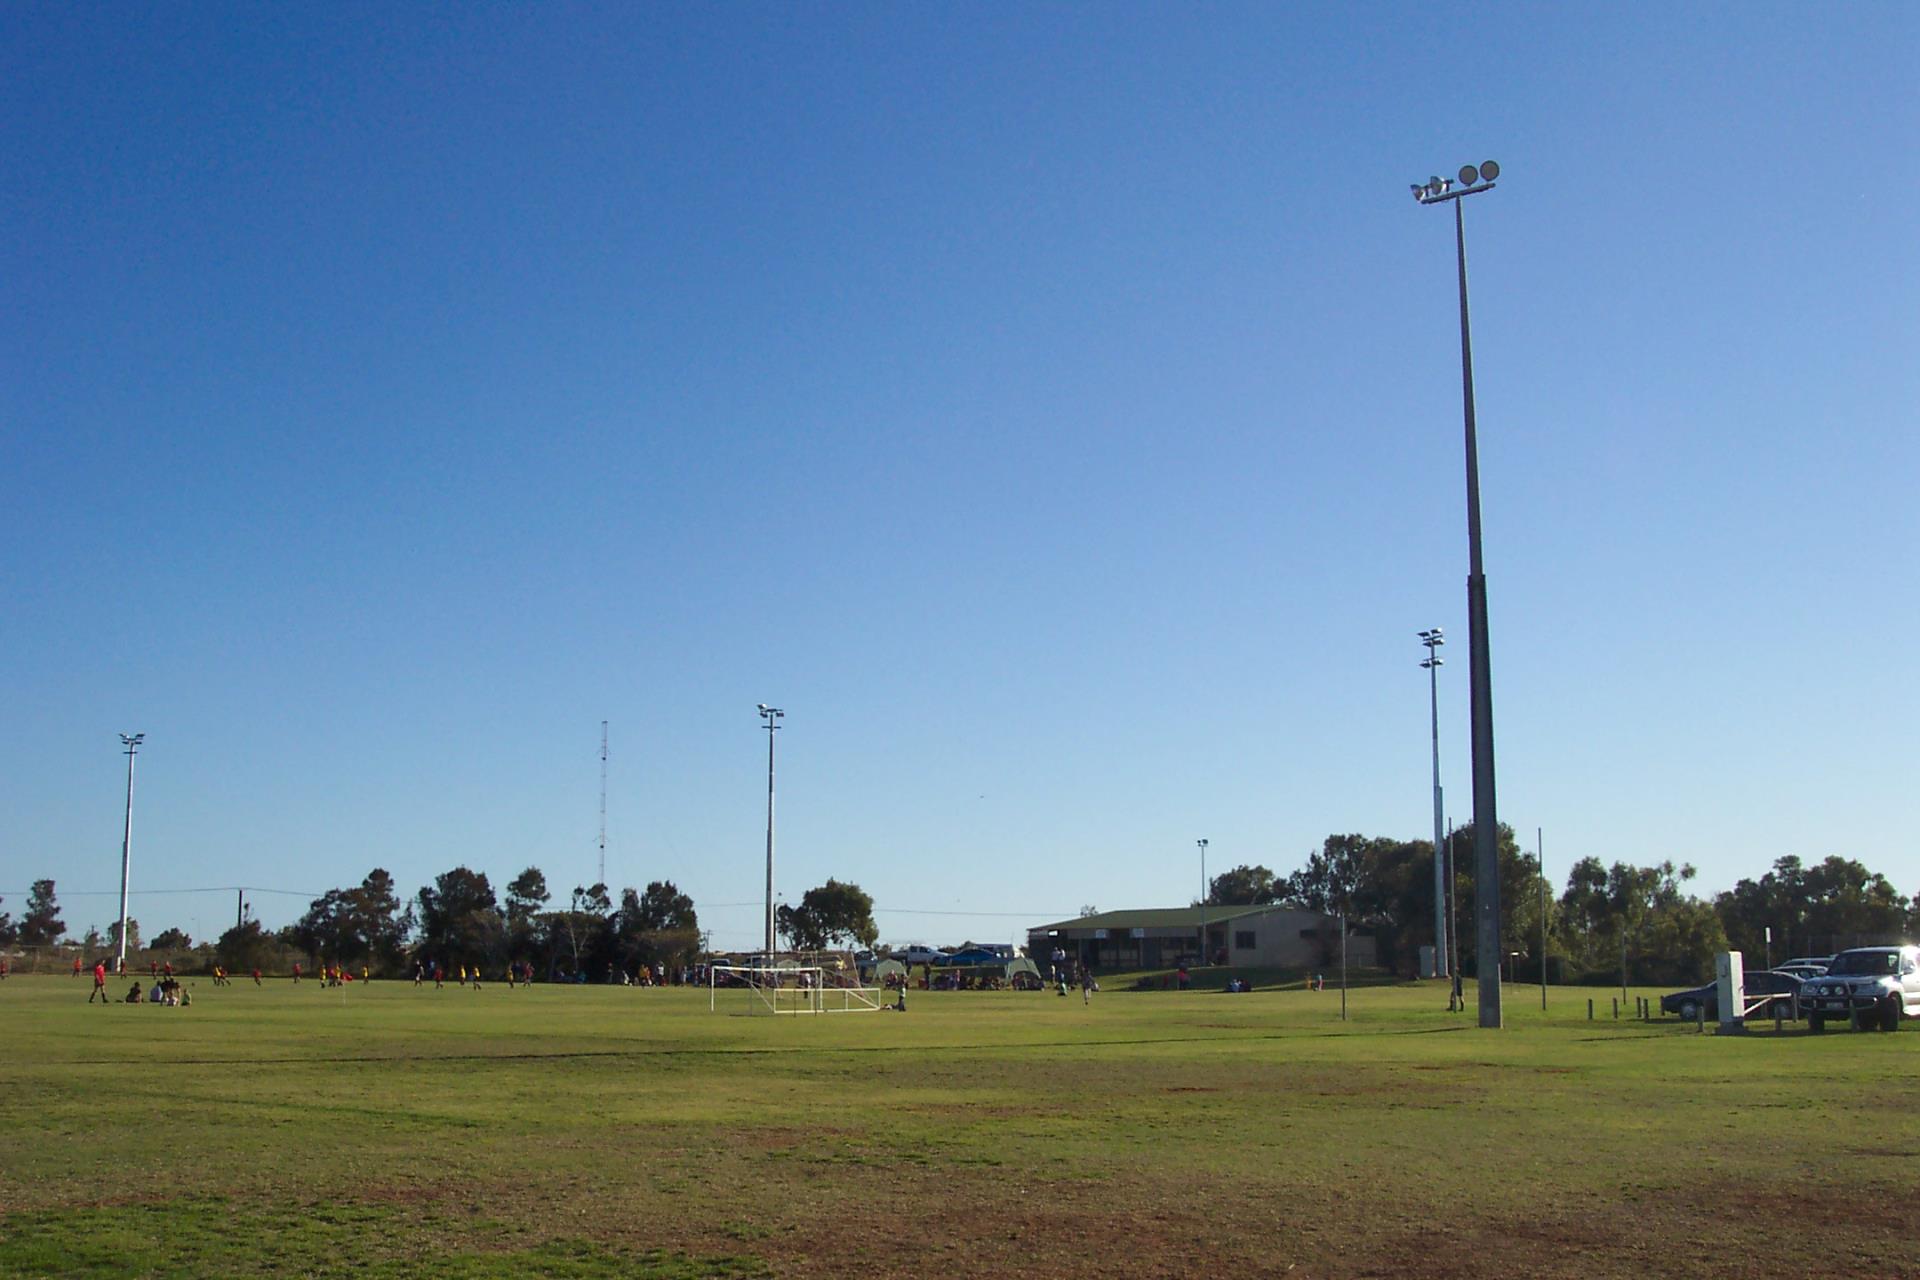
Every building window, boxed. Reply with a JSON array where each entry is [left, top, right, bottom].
[[1234, 931, 1256, 950]]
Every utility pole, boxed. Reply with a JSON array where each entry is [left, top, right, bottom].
[[116, 733, 145, 974], [758, 705, 783, 957], [598, 721, 609, 889], [1538, 826, 1547, 1012], [1197, 839, 1209, 966]]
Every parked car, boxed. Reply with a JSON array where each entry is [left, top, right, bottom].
[[1774, 962, 1827, 982], [1798, 945, 1920, 1033], [1783, 955, 1833, 971], [1661, 969, 1804, 1022], [894, 945, 950, 966]]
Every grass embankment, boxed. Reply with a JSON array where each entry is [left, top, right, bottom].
[[1, 975, 1914, 1278]]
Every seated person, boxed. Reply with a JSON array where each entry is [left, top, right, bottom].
[[125, 983, 144, 1003]]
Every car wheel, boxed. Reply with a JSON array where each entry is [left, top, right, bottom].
[[1808, 1013, 1825, 1034], [1882, 999, 1901, 1033], [1678, 999, 1699, 1022]]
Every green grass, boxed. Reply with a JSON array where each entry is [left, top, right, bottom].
[[2, 973, 1915, 1277]]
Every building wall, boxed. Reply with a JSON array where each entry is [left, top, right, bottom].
[[1225, 907, 1378, 969]]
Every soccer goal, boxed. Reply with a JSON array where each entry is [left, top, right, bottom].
[[708, 961, 887, 1015]]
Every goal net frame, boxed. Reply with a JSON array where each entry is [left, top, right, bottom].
[[708, 959, 887, 1015]]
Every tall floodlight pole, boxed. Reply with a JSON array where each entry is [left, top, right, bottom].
[[1418, 628, 1448, 984], [1197, 839, 1209, 966], [116, 733, 145, 974], [1414, 160, 1504, 1028], [757, 705, 783, 957]]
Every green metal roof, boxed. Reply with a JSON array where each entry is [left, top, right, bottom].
[[1029, 904, 1282, 932]]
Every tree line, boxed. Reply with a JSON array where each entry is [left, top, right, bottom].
[[0, 868, 702, 980], [1205, 829, 1919, 985], [3, 867, 883, 979]]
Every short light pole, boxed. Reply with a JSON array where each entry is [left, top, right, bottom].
[[1538, 826, 1548, 1012], [1419, 628, 1448, 983], [757, 705, 783, 958], [1340, 911, 1349, 1022], [1414, 160, 1506, 1029], [1197, 838, 1209, 966], [116, 733, 145, 974]]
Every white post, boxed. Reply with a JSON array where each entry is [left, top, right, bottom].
[[1715, 951, 1747, 1034]]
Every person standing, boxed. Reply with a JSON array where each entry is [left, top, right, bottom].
[[1081, 963, 1094, 1006], [89, 961, 108, 1004]]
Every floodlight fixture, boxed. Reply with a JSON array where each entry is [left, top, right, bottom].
[[1480, 160, 1500, 181], [1459, 164, 1479, 186]]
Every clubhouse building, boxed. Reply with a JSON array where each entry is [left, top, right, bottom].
[[1027, 904, 1375, 973]]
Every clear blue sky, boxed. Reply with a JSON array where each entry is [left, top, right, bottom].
[[4, 4, 1915, 950]]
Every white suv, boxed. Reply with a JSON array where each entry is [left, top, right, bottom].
[[1799, 945, 1920, 1033]]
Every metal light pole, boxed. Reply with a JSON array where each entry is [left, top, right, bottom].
[[1539, 826, 1548, 1012], [757, 705, 783, 957], [1197, 838, 1208, 966], [1419, 628, 1448, 983], [1414, 160, 1505, 1029], [116, 733, 145, 974]]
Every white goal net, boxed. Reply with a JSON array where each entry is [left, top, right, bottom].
[[708, 958, 887, 1015]]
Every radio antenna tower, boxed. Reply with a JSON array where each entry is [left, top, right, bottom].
[[597, 720, 609, 887]]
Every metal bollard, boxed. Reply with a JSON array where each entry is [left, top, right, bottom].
[[1697, 1001, 1705, 1033], [1587, 998, 1594, 1020], [1612, 997, 1619, 1019]]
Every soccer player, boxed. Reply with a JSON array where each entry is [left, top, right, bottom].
[[90, 961, 108, 1004], [292, 962, 302, 984], [251, 967, 262, 986]]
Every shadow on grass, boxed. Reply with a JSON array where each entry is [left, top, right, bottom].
[[0, 1199, 769, 1280], [45, 1020, 1481, 1070]]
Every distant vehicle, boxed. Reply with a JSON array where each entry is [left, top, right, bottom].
[[1661, 969, 1804, 1022], [1774, 963, 1827, 982], [895, 946, 950, 966], [1799, 945, 1920, 1033], [1783, 956, 1833, 969], [939, 948, 1004, 967]]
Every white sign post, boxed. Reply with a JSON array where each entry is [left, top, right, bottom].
[[1715, 950, 1746, 1034]]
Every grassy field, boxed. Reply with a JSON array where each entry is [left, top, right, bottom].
[[2, 973, 1916, 1278]]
